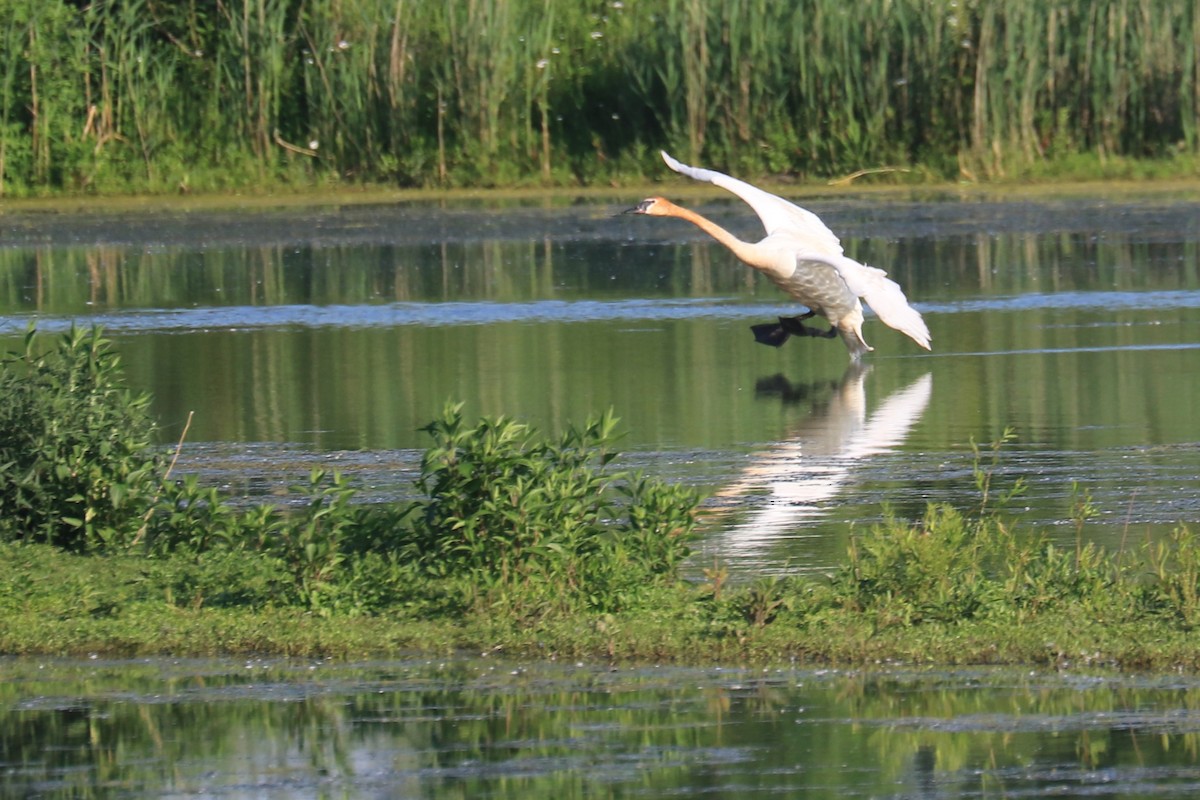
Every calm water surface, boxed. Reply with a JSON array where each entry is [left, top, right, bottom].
[[7, 657, 1200, 798], [2, 191, 1197, 576]]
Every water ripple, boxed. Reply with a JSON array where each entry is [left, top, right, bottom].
[[2, 289, 1199, 334], [923, 288, 1200, 314]]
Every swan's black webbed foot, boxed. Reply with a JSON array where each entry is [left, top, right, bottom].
[[751, 321, 790, 347], [751, 314, 836, 347]]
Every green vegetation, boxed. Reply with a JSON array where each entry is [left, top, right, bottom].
[[0, 326, 161, 550], [4, 326, 1200, 670], [1, 0, 1197, 196], [0, 326, 699, 617]]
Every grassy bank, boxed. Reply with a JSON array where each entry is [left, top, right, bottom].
[[6, 551, 1200, 672], [7, 523, 1200, 670], [1, 0, 1197, 197], [5, 167, 1200, 216], [2, 327, 1200, 670]]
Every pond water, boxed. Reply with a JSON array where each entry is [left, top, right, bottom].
[[2, 191, 1198, 578], [7, 657, 1200, 798]]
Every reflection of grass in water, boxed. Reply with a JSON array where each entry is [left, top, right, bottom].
[[15, 656, 1197, 799]]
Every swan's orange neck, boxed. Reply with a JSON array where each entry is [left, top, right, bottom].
[[639, 197, 776, 272]]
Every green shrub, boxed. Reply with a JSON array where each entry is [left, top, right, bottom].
[[832, 504, 995, 625], [0, 328, 701, 616], [147, 469, 419, 616], [0, 326, 163, 551], [143, 402, 698, 617], [261, 469, 356, 612], [144, 475, 247, 555], [402, 402, 700, 614]]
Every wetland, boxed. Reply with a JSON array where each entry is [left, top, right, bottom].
[[2, 189, 1197, 578], [2, 186, 1200, 798]]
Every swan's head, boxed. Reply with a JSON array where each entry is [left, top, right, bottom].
[[625, 197, 672, 216]]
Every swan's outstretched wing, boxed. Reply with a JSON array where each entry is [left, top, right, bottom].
[[661, 151, 842, 255], [661, 150, 931, 351], [801, 251, 932, 350]]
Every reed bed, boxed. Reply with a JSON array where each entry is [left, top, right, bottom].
[[0, 0, 1196, 195]]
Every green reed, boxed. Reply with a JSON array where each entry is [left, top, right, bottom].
[[0, 0, 1196, 195]]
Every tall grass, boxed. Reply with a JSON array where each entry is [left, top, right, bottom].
[[0, 0, 1196, 195]]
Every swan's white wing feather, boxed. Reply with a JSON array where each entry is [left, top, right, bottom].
[[661, 151, 842, 255], [799, 251, 932, 350]]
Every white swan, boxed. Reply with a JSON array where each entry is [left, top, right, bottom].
[[629, 151, 930, 359]]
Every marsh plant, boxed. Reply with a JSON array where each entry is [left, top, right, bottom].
[[148, 408, 700, 617], [406, 403, 698, 614], [1, 0, 1197, 195], [0, 326, 162, 551]]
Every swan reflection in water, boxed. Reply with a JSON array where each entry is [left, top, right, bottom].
[[703, 366, 933, 571]]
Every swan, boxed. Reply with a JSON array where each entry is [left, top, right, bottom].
[[629, 151, 930, 359]]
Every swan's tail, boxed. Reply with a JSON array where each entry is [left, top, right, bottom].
[[825, 254, 931, 351], [838, 325, 875, 361]]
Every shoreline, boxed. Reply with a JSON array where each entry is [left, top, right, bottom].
[[5, 174, 1200, 217]]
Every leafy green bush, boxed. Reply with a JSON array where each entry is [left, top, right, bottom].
[[0, 328, 701, 617], [1145, 527, 1200, 629], [403, 402, 699, 614], [0, 326, 163, 551], [145, 469, 412, 616], [143, 401, 699, 617]]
